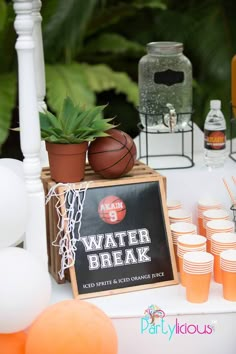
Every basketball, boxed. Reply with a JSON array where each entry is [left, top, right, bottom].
[[88, 129, 137, 178], [98, 195, 126, 224]]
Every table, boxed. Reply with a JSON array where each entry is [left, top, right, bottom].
[[49, 128, 236, 354]]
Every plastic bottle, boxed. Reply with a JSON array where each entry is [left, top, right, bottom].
[[204, 100, 226, 168]]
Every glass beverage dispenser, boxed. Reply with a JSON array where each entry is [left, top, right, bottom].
[[138, 42, 192, 131]]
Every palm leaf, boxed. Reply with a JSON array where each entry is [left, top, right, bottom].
[[80, 63, 138, 106], [0, 72, 17, 150], [45, 63, 96, 115], [83, 33, 145, 55], [43, 0, 97, 61], [87, 0, 166, 36]]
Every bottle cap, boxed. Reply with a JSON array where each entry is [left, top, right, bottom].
[[210, 100, 221, 110]]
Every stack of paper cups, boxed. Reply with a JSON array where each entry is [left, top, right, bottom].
[[197, 199, 221, 236], [170, 222, 197, 270], [177, 234, 207, 286], [167, 200, 182, 211], [183, 251, 214, 303], [202, 209, 230, 237], [220, 249, 236, 301], [168, 209, 192, 224], [206, 220, 235, 253], [211, 233, 236, 283]]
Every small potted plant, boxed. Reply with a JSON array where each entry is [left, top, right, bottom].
[[40, 96, 115, 183]]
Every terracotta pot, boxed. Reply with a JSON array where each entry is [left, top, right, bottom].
[[46, 142, 88, 183]]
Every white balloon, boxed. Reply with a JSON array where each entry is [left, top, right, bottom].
[[0, 158, 24, 180], [0, 165, 28, 248], [0, 247, 51, 333]]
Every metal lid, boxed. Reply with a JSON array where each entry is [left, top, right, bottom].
[[147, 42, 183, 55]]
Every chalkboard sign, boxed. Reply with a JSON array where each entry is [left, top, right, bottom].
[[154, 69, 184, 86], [58, 176, 178, 299]]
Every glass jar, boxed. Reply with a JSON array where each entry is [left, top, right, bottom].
[[138, 42, 192, 130]]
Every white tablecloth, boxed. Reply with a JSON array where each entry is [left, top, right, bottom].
[[49, 126, 236, 354]]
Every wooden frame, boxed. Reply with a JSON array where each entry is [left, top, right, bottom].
[[56, 168, 178, 299]]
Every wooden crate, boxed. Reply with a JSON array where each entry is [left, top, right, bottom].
[[41, 161, 167, 284]]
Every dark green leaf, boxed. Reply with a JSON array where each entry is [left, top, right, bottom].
[[46, 64, 95, 114], [40, 111, 63, 131], [87, 0, 166, 36], [43, 0, 97, 61], [0, 0, 7, 32], [0, 72, 17, 150], [83, 33, 145, 55], [80, 63, 138, 106]]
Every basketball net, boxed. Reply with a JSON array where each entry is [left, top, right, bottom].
[[46, 182, 90, 279]]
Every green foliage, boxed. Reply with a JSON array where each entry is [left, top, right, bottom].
[[40, 96, 116, 143], [2, 0, 236, 154], [0, 1, 17, 153], [0, 0, 168, 153], [0, 0, 7, 32], [43, 0, 97, 62], [83, 33, 144, 55], [46, 62, 138, 115], [46, 63, 138, 114], [80, 63, 139, 106], [0, 73, 17, 152], [45, 64, 96, 114], [149, 0, 236, 132], [87, 0, 166, 36]]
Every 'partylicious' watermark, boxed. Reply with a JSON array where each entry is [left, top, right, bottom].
[[140, 305, 215, 341]]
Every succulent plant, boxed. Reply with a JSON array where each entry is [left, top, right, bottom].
[[40, 96, 116, 144]]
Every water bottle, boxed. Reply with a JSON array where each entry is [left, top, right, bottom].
[[204, 100, 226, 168]]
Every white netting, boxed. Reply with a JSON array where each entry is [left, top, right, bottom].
[[46, 182, 90, 279]]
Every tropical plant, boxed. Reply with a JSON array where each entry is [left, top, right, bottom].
[[40, 96, 116, 144], [0, 0, 167, 156], [41, 0, 166, 134], [0, 0, 17, 154], [1, 0, 236, 157]]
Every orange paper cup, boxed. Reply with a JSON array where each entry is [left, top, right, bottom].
[[178, 257, 186, 286], [173, 244, 179, 271], [185, 272, 212, 303], [183, 251, 213, 302], [213, 254, 222, 283], [198, 217, 205, 236], [202, 209, 230, 237], [207, 239, 211, 253], [221, 270, 236, 301], [197, 199, 221, 235], [178, 234, 207, 248], [167, 200, 182, 210], [169, 209, 192, 224]]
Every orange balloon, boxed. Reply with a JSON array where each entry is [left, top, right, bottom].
[[0, 331, 26, 354], [26, 299, 118, 354]]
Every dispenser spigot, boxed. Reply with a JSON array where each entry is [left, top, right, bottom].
[[164, 103, 177, 132]]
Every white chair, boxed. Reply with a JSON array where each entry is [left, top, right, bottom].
[[13, 0, 47, 266]]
